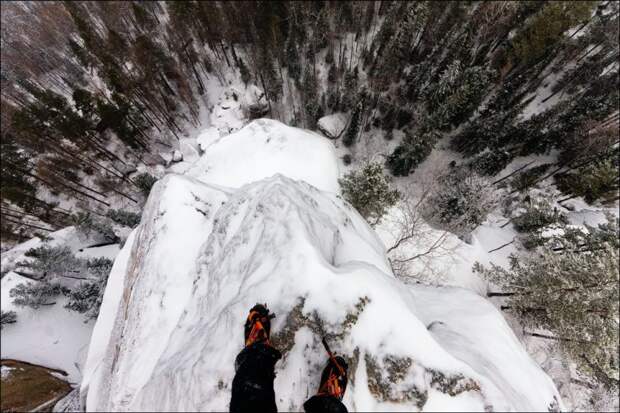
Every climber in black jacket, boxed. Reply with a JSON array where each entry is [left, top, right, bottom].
[[230, 304, 348, 413]]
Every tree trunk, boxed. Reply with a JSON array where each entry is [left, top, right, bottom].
[[3, 217, 55, 232], [219, 40, 231, 67], [230, 42, 239, 66], [558, 194, 578, 204], [487, 291, 517, 297], [487, 240, 515, 253], [492, 161, 536, 185], [7, 162, 111, 207]]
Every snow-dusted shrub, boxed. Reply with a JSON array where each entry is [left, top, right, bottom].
[[65, 257, 112, 320], [512, 198, 568, 233], [339, 162, 399, 226], [20, 245, 85, 279], [422, 169, 497, 239], [73, 212, 118, 243], [469, 150, 512, 176], [10, 281, 67, 309], [87, 256, 113, 278], [65, 283, 100, 320], [475, 218, 619, 390], [134, 172, 158, 196], [0, 310, 17, 329], [106, 208, 141, 228]]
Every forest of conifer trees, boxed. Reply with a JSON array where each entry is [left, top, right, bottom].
[[1, 1, 618, 243]]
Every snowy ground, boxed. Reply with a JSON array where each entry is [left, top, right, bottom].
[[1, 273, 92, 383], [0, 227, 121, 383]]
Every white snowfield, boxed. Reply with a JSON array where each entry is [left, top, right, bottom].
[[187, 119, 340, 193], [0, 227, 120, 383], [81, 120, 562, 412]]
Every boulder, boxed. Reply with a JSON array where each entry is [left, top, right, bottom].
[[317, 113, 348, 139]]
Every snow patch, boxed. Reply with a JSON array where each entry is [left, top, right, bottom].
[[0, 272, 94, 383], [318, 113, 348, 139], [187, 119, 340, 193], [1, 365, 16, 380]]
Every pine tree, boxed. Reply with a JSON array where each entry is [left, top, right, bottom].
[[555, 155, 620, 205], [511, 1, 595, 66], [285, 27, 301, 82], [468, 150, 513, 176], [0, 310, 17, 329], [476, 217, 619, 390], [422, 168, 497, 239], [342, 102, 362, 147], [339, 67, 360, 111], [72, 212, 118, 243], [238, 58, 251, 86], [134, 172, 158, 196], [1, 136, 37, 211], [339, 162, 400, 225], [426, 62, 492, 129], [10, 281, 66, 309], [301, 64, 320, 128], [106, 209, 141, 228], [512, 197, 568, 233], [19, 245, 85, 280], [386, 129, 438, 176], [65, 257, 113, 320]]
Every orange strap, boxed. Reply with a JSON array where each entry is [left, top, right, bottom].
[[318, 372, 343, 399], [245, 312, 269, 346]]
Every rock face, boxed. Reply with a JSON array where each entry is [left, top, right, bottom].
[[80, 120, 562, 412]]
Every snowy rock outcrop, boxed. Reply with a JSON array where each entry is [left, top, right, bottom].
[[318, 113, 348, 139], [171, 150, 183, 162], [187, 119, 340, 193], [81, 120, 562, 412]]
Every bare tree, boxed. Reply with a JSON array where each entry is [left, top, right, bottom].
[[384, 177, 459, 284]]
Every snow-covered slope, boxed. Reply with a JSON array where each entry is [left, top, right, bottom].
[[1, 227, 120, 383], [186, 118, 340, 193], [81, 120, 562, 412], [1, 272, 93, 383]]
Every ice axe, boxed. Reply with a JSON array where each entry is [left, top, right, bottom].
[[321, 336, 346, 378]]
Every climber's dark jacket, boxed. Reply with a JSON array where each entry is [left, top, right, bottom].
[[230, 342, 348, 413]]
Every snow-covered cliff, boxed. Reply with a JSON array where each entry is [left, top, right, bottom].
[[80, 119, 562, 412]]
